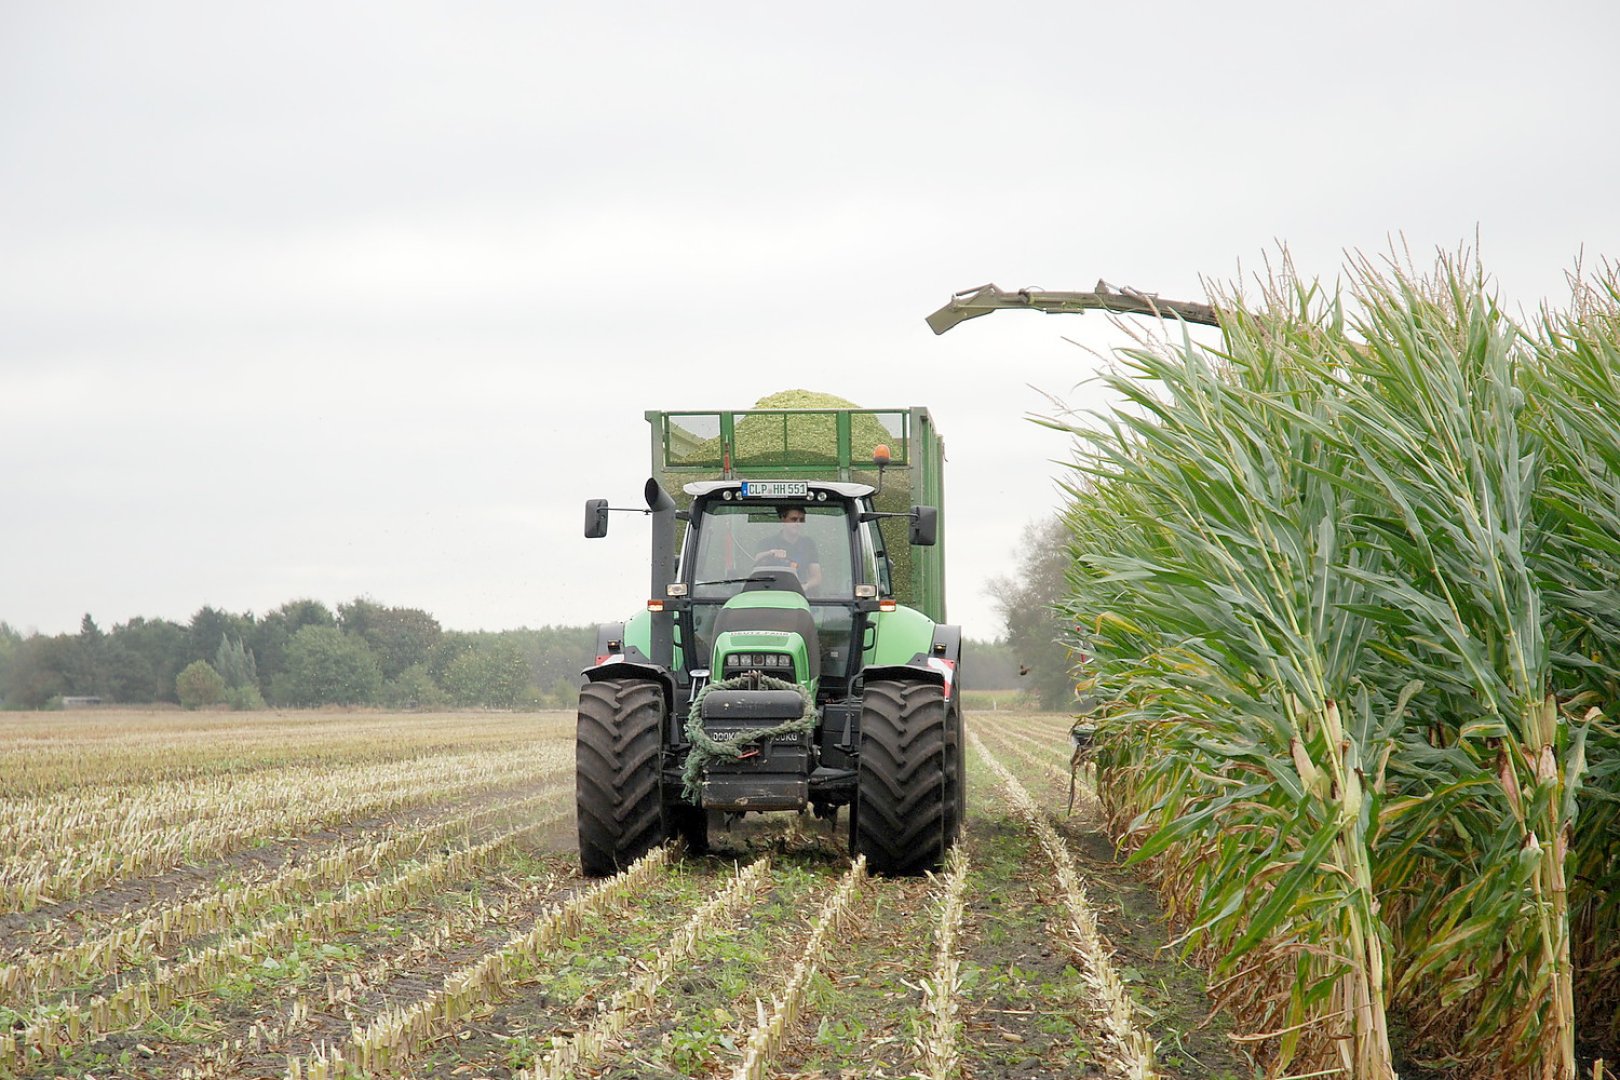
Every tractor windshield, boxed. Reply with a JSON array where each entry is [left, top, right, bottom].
[[686, 502, 854, 600], [681, 499, 860, 687]]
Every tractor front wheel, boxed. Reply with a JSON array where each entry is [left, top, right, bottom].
[[576, 678, 665, 877], [854, 680, 954, 875]]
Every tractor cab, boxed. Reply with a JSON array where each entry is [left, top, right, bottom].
[[576, 404, 960, 878], [678, 480, 891, 701]]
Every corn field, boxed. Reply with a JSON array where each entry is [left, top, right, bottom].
[[0, 707, 1246, 1079], [1055, 251, 1620, 1079]]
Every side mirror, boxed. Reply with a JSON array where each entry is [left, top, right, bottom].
[[909, 506, 938, 546], [584, 498, 610, 538]]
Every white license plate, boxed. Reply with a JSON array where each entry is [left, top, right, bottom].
[[740, 481, 808, 498]]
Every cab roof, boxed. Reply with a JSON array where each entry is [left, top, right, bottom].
[[682, 480, 875, 499]]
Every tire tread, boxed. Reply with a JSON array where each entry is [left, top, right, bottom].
[[855, 680, 958, 875], [576, 679, 665, 876]]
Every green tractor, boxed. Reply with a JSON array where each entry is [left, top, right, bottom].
[[577, 406, 964, 876]]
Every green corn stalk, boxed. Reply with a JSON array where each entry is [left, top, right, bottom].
[[1055, 249, 1617, 1078], [1327, 255, 1580, 1078], [1524, 273, 1620, 1045], [1050, 273, 1402, 1078]]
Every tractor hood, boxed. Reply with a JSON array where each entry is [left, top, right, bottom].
[[711, 587, 820, 689]]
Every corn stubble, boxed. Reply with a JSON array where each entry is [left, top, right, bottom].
[[1, 809, 570, 1070], [0, 741, 567, 912], [730, 855, 867, 1080], [519, 856, 774, 1079], [287, 844, 670, 1078], [914, 846, 969, 1080], [1056, 250, 1620, 1078], [0, 784, 566, 1005], [974, 731, 1158, 1079]]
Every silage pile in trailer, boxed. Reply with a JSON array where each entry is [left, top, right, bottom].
[[678, 389, 917, 605], [1057, 252, 1620, 1080]]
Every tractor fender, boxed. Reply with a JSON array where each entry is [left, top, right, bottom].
[[930, 624, 963, 669], [863, 623, 962, 700], [591, 621, 627, 663], [584, 623, 675, 710]]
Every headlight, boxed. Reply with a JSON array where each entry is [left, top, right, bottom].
[[725, 652, 795, 674]]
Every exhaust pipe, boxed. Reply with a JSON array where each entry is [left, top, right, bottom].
[[644, 478, 676, 669]]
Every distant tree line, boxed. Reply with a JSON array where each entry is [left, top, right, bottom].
[[0, 597, 1029, 712], [0, 599, 594, 711]]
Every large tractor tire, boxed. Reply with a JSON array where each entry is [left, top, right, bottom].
[[576, 678, 665, 877], [854, 680, 955, 875]]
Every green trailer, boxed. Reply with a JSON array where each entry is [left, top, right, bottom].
[[577, 403, 962, 877], [647, 406, 948, 621]]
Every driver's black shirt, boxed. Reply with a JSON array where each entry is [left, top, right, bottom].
[[759, 533, 820, 580]]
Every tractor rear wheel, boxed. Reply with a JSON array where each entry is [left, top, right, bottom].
[[854, 680, 953, 875], [576, 678, 665, 877]]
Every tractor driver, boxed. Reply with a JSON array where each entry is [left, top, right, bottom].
[[752, 506, 823, 591]]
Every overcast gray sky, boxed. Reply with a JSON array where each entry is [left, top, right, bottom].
[[4, 1, 1617, 641]]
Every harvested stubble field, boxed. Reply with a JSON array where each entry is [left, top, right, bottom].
[[0, 709, 1248, 1079]]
